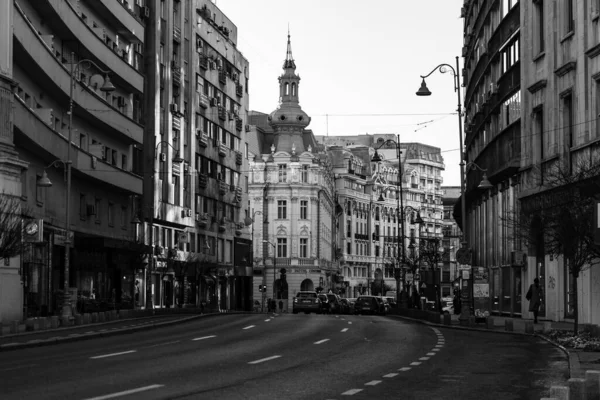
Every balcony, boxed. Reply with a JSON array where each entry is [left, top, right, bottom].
[[173, 26, 182, 43], [13, 97, 142, 194], [90, 0, 144, 43], [236, 84, 243, 97], [236, 118, 243, 132], [218, 181, 228, 195], [199, 56, 208, 70], [172, 63, 181, 86], [13, 7, 143, 143], [235, 186, 243, 202], [197, 131, 208, 147], [198, 173, 208, 188], [216, 141, 228, 157], [235, 151, 243, 165], [199, 93, 209, 109], [218, 106, 227, 121], [218, 70, 227, 85], [36, 0, 143, 92]]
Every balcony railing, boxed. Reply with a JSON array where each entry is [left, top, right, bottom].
[[218, 106, 227, 121], [218, 70, 227, 85], [236, 84, 243, 97], [173, 26, 182, 43]]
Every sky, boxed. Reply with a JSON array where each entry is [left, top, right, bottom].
[[215, 0, 465, 186]]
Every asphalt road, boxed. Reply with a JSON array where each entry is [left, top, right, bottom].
[[0, 313, 568, 400]]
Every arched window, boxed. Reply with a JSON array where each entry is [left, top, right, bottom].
[[285, 82, 289, 95], [291, 83, 296, 96]]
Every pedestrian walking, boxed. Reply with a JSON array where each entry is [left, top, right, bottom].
[[526, 278, 543, 323]]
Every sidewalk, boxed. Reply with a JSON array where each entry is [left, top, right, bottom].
[[390, 310, 600, 380], [0, 309, 238, 352]]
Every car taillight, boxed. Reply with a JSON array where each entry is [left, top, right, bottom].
[[294, 298, 298, 303]]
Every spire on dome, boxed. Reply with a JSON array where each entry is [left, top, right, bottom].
[[283, 27, 296, 69]]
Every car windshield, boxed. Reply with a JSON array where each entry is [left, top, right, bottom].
[[297, 292, 316, 298], [357, 297, 372, 304]]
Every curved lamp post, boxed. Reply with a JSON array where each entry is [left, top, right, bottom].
[[37, 52, 115, 322], [417, 57, 493, 323]]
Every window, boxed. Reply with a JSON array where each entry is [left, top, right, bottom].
[[301, 165, 308, 183], [563, 93, 574, 149], [534, 0, 544, 54], [534, 107, 544, 161], [346, 219, 351, 238], [121, 205, 127, 228], [108, 203, 115, 226], [566, 0, 574, 34], [277, 200, 287, 219], [277, 238, 287, 257], [80, 193, 86, 219], [278, 164, 287, 182], [499, 90, 521, 132], [299, 238, 308, 258], [300, 200, 308, 219], [94, 198, 101, 224]]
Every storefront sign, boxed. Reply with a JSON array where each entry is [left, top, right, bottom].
[[54, 231, 74, 246], [473, 266, 490, 318]]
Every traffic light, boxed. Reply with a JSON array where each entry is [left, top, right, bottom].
[[258, 284, 263, 292]]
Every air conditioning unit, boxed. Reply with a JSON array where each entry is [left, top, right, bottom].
[[86, 204, 96, 216], [171, 60, 178, 69], [232, 72, 238, 81], [245, 124, 251, 132], [160, 153, 166, 162], [170, 103, 179, 113], [184, 163, 189, 173], [209, 60, 216, 70], [210, 98, 218, 107], [217, 59, 223, 70], [186, 209, 192, 217], [196, 129, 203, 137]]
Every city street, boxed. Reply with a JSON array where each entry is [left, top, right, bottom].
[[0, 314, 568, 400]]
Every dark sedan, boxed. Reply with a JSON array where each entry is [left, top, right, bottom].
[[292, 291, 321, 314], [354, 295, 386, 315]]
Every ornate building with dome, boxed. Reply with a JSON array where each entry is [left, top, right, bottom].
[[247, 33, 338, 311]]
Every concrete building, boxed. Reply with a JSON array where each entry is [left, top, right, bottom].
[[324, 134, 445, 301], [9, 0, 145, 320], [441, 186, 461, 299], [141, 0, 251, 312], [518, 0, 600, 325], [247, 33, 337, 312], [461, 0, 523, 317]]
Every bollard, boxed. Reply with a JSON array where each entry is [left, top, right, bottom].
[[98, 312, 105, 323], [543, 321, 552, 333], [443, 313, 451, 325], [549, 385, 569, 400], [525, 320, 534, 334], [468, 316, 476, 327], [568, 378, 586, 400], [83, 313, 90, 324], [75, 314, 83, 326], [50, 316, 59, 329], [505, 319, 513, 332], [61, 316, 70, 327], [585, 370, 600, 399], [10, 320, 19, 334], [486, 316, 495, 329], [25, 318, 36, 331], [91, 313, 98, 323], [39, 318, 48, 330]]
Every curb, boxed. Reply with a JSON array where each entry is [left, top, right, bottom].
[[534, 333, 576, 379], [389, 314, 537, 337], [0, 312, 243, 352]]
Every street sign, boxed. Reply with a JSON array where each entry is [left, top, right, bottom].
[[420, 283, 427, 289], [458, 264, 471, 271], [462, 270, 470, 280], [456, 247, 472, 264]]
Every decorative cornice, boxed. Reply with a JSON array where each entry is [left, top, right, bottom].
[[527, 79, 547, 94], [554, 61, 576, 77]]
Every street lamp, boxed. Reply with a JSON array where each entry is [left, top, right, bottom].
[[263, 239, 276, 313], [37, 52, 114, 323], [417, 57, 492, 324], [466, 162, 494, 190], [244, 210, 263, 311], [370, 135, 403, 307]]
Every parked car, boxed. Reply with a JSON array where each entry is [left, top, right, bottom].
[[339, 298, 352, 314], [383, 296, 397, 309], [317, 294, 330, 314], [354, 295, 386, 315], [326, 293, 342, 314], [442, 303, 454, 315], [292, 291, 321, 314]]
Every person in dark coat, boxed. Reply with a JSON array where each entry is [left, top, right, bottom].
[[526, 278, 543, 323]]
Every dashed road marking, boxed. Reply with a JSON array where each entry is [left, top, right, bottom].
[[341, 389, 363, 395], [427, 352, 436, 356], [432, 348, 440, 352], [383, 373, 398, 378], [147, 340, 181, 348], [243, 325, 255, 330], [419, 357, 430, 361], [248, 355, 281, 364], [192, 335, 216, 341], [348, 321, 352, 324], [398, 367, 411, 372], [265, 319, 271, 322], [435, 344, 443, 348], [90, 350, 137, 359], [365, 380, 381, 386], [81, 384, 164, 400], [410, 361, 421, 366], [341, 328, 349, 332], [314, 339, 330, 344]]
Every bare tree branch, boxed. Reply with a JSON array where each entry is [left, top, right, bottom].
[[0, 193, 26, 259]]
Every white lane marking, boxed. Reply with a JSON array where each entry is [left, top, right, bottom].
[[342, 389, 363, 395], [383, 373, 398, 378], [419, 357, 430, 361], [341, 318, 346, 321], [348, 321, 352, 324], [410, 361, 421, 366], [435, 344, 443, 348], [192, 335, 216, 341], [85, 331, 94, 334], [432, 348, 440, 352], [341, 328, 349, 332], [398, 367, 411, 372], [265, 319, 271, 322], [314, 339, 330, 344], [147, 340, 181, 348], [427, 352, 436, 356], [365, 380, 381, 386], [248, 355, 282, 364], [90, 350, 137, 359], [0, 363, 39, 372], [243, 325, 256, 330], [81, 384, 164, 400]]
